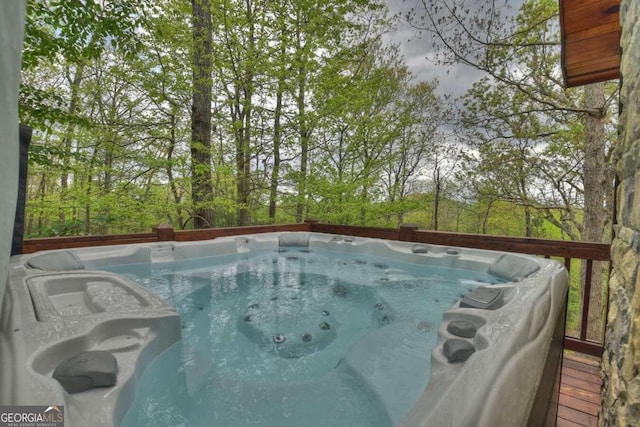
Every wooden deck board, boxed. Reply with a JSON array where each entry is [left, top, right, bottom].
[[558, 353, 602, 427]]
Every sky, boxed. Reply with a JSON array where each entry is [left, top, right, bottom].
[[382, 0, 524, 99]]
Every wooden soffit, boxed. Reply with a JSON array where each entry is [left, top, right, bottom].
[[559, 0, 621, 87]]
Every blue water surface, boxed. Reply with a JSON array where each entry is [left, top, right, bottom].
[[99, 247, 503, 427]]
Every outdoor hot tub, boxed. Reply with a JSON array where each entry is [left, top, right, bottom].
[[0, 232, 568, 426]]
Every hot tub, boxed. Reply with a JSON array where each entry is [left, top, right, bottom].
[[0, 232, 568, 426]]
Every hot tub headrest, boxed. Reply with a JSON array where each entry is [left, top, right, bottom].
[[53, 350, 118, 393], [278, 232, 310, 247], [489, 254, 540, 281], [27, 250, 85, 271]]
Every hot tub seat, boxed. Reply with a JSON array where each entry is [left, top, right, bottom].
[[1, 262, 180, 427]]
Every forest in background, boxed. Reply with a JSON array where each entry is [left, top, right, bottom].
[[20, 0, 617, 241], [20, 0, 618, 340]]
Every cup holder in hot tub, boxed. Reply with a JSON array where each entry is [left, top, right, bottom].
[[459, 287, 504, 310]]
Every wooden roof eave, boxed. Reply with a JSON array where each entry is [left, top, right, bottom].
[[559, 0, 621, 88]]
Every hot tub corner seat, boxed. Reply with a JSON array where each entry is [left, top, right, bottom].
[[2, 252, 182, 427]]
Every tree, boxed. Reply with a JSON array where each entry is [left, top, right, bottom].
[[381, 80, 453, 228], [190, 0, 215, 228], [308, 37, 450, 226], [134, 0, 193, 228], [408, 0, 616, 339], [22, 0, 144, 125], [22, 0, 468, 237], [22, 0, 159, 235]]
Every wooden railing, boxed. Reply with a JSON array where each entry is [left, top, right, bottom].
[[21, 220, 610, 357]]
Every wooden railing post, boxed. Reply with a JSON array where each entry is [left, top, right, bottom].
[[304, 218, 318, 232], [580, 260, 594, 342], [399, 223, 418, 242], [153, 224, 175, 242]]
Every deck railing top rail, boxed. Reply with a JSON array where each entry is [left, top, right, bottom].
[[309, 222, 611, 260], [21, 221, 611, 260]]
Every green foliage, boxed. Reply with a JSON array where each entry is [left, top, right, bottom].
[[18, 0, 614, 351], [20, 0, 614, 269], [452, 0, 616, 241]]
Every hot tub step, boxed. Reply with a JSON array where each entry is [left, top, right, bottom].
[[341, 322, 436, 424]]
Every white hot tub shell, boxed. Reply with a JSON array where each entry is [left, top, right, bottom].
[[0, 232, 568, 426]]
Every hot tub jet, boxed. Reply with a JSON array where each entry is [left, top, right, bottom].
[[319, 322, 331, 330]]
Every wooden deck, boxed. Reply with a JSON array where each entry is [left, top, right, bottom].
[[557, 353, 602, 427]]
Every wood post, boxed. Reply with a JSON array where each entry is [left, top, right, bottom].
[[304, 218, 318, 231], [153, 224, 175, 241], [399, 223, 418, 242]]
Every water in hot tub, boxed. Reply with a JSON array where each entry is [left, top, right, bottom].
[[102, 247, 504, 426]]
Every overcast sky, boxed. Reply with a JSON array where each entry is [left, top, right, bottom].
[[382, 0, 524, 99]]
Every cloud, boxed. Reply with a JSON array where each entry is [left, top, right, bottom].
[[382, 0, 522, 99]]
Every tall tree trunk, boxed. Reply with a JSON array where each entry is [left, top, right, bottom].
[[294, 11, 309, 223], [519, 176, 532, 237], [481, 199, 494, 234], [269, 46, 285, 222], [524, 206, 532, 237], [190, 0, 214, 229], [236, 97, 251, 226], [581, 82, 609, 341], [233, 95, 246, 225], [296, 93, 308, 223], [233, 0, 256, 226], [166, 113, 184, 228], [84, 148, 97, 234], [32, 172, 47, 235], [433, 167, 441, 230], [269, 89, 283, 222], [59, 64, 85, 224], [101, 145, 114, 234]]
